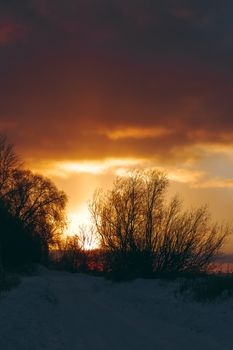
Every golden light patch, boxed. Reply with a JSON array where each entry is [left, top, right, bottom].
[[193, 178, 233, 189], [167, 168, 204, 183], [99, 127, 172, 140], [31, 158, 144, 178]]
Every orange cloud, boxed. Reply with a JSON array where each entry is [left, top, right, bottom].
[[99, 127, 172, 140]]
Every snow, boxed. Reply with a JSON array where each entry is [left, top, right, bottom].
[[1, 268, 233, 349]]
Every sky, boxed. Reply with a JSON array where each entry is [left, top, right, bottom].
[[0, 1, 233, 250]]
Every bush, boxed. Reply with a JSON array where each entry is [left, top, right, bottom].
[[57, 236, 89, 272], [178, 274, 233, 302], [90, 169, 229, 278], [104, 250, 154, 280]]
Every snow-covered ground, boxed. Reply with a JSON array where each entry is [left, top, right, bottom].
[[0, 268, 233, 350]]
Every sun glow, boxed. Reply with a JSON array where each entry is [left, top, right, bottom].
[[66, 204, 91, 235], [33, 158, 144, 178], [58, 158, 143, 175], [65, 204, 98, 250]]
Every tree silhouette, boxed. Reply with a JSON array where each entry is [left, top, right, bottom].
[[0, 135, 67, 269], [0, 202, 42, 269], [0, 134, 20, 197], [90, 170, 229, 278], [4, 169, 67, 262]]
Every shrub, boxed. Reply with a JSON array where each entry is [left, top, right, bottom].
[[178, 274, 233, 302], [90, 170, 229, 278], [57, 236, 90, 272]]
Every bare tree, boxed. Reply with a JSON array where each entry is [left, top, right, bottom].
[[59, 235, 81, 271], [154, 198, 229, 273], [90, 170, 168, 276], [0, 134, 20, 197], [58, 224, 98, 272], [90, 170, 229, 277], [4, 169, 67, 261], [0, 135, 68, 266], [78, 224, 97, 251]]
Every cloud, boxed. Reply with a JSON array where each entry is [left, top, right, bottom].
[[0, 0, 232, 245], [0, 120, 18, 131], [0, 0, 233, 165], [30, 158, 145, 178], [98, 127, 172, 140], [33, 0, 50, 18], [0, 20, 27, 45]]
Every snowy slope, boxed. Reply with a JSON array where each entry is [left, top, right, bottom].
[[0, 268, 233, 350]]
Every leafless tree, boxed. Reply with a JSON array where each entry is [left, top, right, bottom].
[[154, 197, 229, 273], [78, 224, 97, 251], [0, 134, 20, 197], [59, 225, 97, 271], [90, 170, 168, 276], [0, 135, 67, 265], [4, 169, 67, 260], [59, 235, 81, 271], [90, 170, 229, 276]]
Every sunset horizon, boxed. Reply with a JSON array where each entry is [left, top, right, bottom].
[[1, 1, 233, 251], [1, 2, 233, 349]]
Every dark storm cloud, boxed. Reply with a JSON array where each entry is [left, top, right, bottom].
[[1, 0, 232, 53], [0, 0, 233, 161]]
